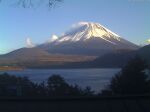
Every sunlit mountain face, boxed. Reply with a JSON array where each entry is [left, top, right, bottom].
[[38, 22, 139, 56]]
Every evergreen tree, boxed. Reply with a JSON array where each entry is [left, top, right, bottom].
[[102, 56, 150, 95]]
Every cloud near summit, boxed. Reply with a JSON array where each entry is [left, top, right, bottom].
[[26, 38, 35, 48]]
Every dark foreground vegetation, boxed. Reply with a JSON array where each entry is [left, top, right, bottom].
[[0, 56, 150, 97], [102, 56, 150, 96], [0, 56, 150, 112], [0, 73, 94, 97]]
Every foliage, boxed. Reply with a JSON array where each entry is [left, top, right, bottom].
[[0, 73, 94, 97], [102, 56, 150, 95], [47, 75, 94, 96], [0, 73, 36, 96]]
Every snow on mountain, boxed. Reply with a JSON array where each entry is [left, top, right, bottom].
[[56, 22, 121, 45], [38, 22, 139, 56]]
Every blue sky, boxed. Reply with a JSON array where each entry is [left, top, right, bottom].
[[0, 0, 149, 54]]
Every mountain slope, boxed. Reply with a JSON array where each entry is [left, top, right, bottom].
[[137, 45, 150, 66], [39, 22, 139, 56], [1, 48, 50, 59], [0, 48, 96, 68], [91, 50, 136, 68], [89, 44, 150, 68]]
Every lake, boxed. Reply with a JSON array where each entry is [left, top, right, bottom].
[[0, 68, 120, 93]]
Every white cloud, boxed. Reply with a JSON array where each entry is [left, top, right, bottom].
[[71, 22, 87, 28], [26, 38, 35, 48], [47, 34, 58, 43]]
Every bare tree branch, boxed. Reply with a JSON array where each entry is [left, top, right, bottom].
[[0, 0, 63, 8]]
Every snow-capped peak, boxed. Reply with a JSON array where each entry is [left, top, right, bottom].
[[37, 22, 138, 55], [56, 22, 121, 44]]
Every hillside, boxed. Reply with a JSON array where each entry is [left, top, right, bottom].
[[0, 48, 96, 68], [138, 44, 150, 66]]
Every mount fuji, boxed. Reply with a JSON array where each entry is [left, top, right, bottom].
[[39, 22, 139, 56], [0, 22, 140, 68]]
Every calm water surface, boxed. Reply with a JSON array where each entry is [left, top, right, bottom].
[[0, 68, 120, 92]]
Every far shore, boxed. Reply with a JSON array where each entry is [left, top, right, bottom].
[[0, 66, 121, 71], [0, 66, 24, 71]]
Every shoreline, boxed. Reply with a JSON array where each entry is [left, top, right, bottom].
[[0, 66, 121, 71], [0, 66, 24, 71]]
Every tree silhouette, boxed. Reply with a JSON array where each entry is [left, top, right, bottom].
[[47, 75, 95, 96], [0, 73, 36, 96], [103, 56, 150, 95], [0, 73, 95, 97], [47, 75, 70, 96]]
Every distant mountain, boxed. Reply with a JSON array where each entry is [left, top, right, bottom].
[[39, 22, 139, 56], [137, 44, 150, 66], [91, 50, 136, 68], [1, 45, 149, 68], [86, 45, 150, 68]]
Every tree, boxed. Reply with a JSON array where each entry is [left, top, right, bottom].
[[0, 73, 36, 96], [82, 86, 94, 96], [0, 73, 95, 97], [47, 75, 71, 96], [102, 56, 150, 95], [0, 0, 63, 8], [47, 75, 95, 96]]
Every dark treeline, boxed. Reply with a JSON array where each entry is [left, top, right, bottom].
[[101, 56, 150, 96], [0, 73, 94, 97], [0, 56, 150, 97]]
